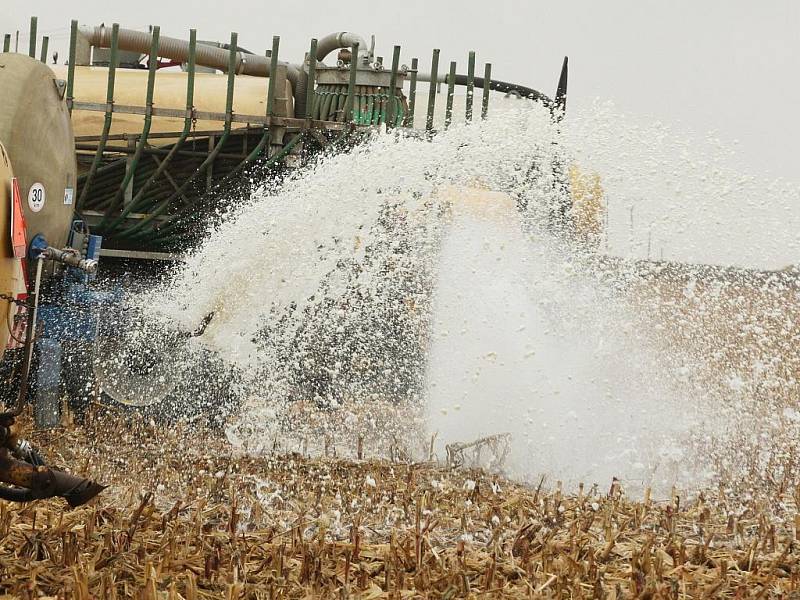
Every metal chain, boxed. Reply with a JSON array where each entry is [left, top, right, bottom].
[[0, 293, 32, 309]]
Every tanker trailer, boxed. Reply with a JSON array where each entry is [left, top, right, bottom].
[[43, 20, 572, 256], [0, 143, 26, 365], [0, 135, 103, 507], [0, 52, 107, 428], [4, 16, 594, 416], [44, 20, 587, 413]]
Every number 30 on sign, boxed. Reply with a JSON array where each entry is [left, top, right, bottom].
[[28, 182, 46, 213]]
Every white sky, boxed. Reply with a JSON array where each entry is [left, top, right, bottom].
[[2, 0, 798, 180]]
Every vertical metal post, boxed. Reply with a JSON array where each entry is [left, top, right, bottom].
[[66, 20, 78, 113], [186, 29, 197, 109], [426, 49, 439, 132], [465, 50, 475, 122], [76, 23, 119, 210], [266, 36, 280, 117], [481, 63, 492, 120], [386, 44, 401, 128], [406, 57, 418, 128], [103, 25, 160, 219], [39, 35, 48, 63], [2, 34, 9, 53], [445, 61, 456, 128], [214, 34, 282, 185], [306, 38, 317, 120], [224, 33, 237, 115], [210, 30, 239, 189], [108, 28, 198, 234], [105, 26, 120, 114], [28, 16, 37, 58], [345, 42, 359, 123]]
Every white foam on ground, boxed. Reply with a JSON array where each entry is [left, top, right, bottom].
[[425, 190, 698, 490], [124, 99, 798, 492]]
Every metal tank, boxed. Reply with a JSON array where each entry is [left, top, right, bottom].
[[0, 142, 26, 364], [0, 53, 77, 253], [53, 66, 295, 148]]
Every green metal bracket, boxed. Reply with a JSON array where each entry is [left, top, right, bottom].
[[306, 38, 318, 120], [66, 20, 77, 114], [146, 133, 303, 247], [103, 28, 198, 235], [267, 36, 280, 118], [445, 61, 456, 129], [426, 49, 439, 132], [406, 57, 418, 128], [387, 45, 401, 128], [218, 34, 281, 186], [76, 23, 119, 211], [28, 17, 37, 58], [101, 26, 160, 225], [120, 31, 238, 241], [39, 36, 48, 63], [466, 50, 475, 122], [482, 63, 492, 119], [345, 42, 359, 123]]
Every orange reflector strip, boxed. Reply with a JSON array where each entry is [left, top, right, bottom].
[[10, 176, 27, 258]]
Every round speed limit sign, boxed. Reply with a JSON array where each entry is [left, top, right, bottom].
[[28, 182, 46, 212]]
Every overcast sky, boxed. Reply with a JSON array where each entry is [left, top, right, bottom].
[[2, 1, 798, 180]]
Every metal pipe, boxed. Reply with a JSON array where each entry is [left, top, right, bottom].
[[419, 72, 552, 106], [66, 21, 77, 113], [40, 246, 98, 273], [77, 25, 301, 98], [76, 23, 119, 212], [426, 49, 439, 132], [406, 57, 418, 127], [39, 36, 48, 63], [387, 45, 401, 128], [75, 143, 248, 161], [2, 34, 9, 53], [466, 50, 475, 122], [445, 61, 456, 129], [315, 31, 369, 63], [7, 258, 43, 417], [28, 17, 37, 58], [482, 63, 491, 119]]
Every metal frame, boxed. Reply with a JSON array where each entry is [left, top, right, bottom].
[[3, 13, 559, 252]]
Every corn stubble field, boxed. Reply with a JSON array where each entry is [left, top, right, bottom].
[[2, 263, 800, 599]]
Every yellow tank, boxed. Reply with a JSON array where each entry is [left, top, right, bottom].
[[568, 165, 605, 248], [51, 65, 295, 142], [0, 53, 76, 252], [0, 142, 26, 362]]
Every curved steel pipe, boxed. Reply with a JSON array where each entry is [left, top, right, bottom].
[[419, 71, 553, 106], [78, 25, 301, 100], [315, 31, 369, 63]]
